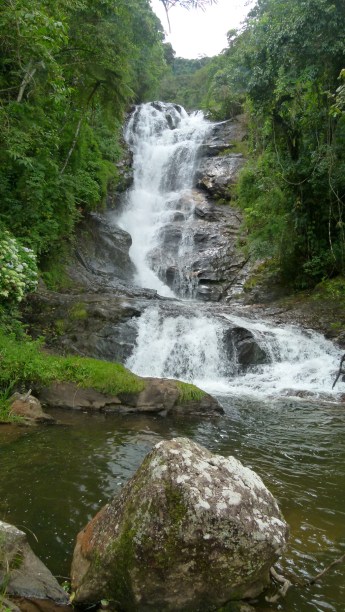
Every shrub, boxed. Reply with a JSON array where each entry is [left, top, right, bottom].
[[0, 229, 38, 305]]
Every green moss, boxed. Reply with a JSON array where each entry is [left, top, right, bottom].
[[0, 331, 145, 422], [176, 381, 206, 403], [217, 141, 248, 157], [69, 302, 88, 320], [312, 276, 345, 302], [104, 523, 137, 611], [40, 249, 73, 292]]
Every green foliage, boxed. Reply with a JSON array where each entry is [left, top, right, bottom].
[[0, 0, 167, 259], [0, 331, 146, 405], [220, 0, 345, 286], [157, 56, 214, 110]]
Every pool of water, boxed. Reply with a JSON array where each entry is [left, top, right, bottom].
[[0, 396, 344, 611]]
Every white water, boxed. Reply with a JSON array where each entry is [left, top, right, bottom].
[[120, 103, 344, 403], [118, 102, 211, 296], [127, 305, 344, 400]]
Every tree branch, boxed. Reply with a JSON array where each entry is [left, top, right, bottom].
[[17, 61, 37, 102], [60, 81, 101, 175], [307, 553, 345, 585]]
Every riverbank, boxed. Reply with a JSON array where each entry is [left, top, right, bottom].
[[240, 276, 345, 349]]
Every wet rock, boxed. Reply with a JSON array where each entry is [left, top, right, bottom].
[[24, 290, 143, 362], [200, 116, 248, 158], [68, 211, 135, 287], [9, 392, 55, 425], [0, 521, 69, 608], [142, 189, 251, 301], [196, 154, 245, 199], [224, 327, 269, 370], [71, 438, 288, 611], [37, 379, 223, 417]]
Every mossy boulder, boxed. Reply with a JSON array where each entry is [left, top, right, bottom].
[[37, 378, 222, 417], [71, 438, 288, 611]]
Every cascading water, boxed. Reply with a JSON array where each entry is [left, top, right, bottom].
[[126, 303, 344, 400], [118, 101, 211, 297], [119, 102, 344, 402]]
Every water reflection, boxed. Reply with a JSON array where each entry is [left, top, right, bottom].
[[0, 397, 344, 611]]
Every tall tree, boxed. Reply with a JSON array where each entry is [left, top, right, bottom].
[[209, 0, 345, 285]]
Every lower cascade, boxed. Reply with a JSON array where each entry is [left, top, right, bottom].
[[126, 303, 343, 400]]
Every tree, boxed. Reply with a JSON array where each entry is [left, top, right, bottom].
[[159, 0, 217, 31], [0, 0, 167, 262], [213, 0, 345, 285]]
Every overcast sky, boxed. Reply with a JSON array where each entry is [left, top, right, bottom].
[[150, 0, 255, 59]]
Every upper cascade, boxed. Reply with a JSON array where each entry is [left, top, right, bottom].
[[118, 102, 211, 296]]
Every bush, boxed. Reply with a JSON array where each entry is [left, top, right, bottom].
[[0, 229, 38, 305]]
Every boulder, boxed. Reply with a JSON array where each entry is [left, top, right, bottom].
[[196, 154, 245, 199], [0, 521, 69, 609], [37, 379, 223, 417], [71, 438, 288, 611], [9, 392, 55, 425], [223, 327, 269, 370], [69, 211, 136, 285]]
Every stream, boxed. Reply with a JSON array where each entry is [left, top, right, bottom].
[[1, 102, 345, 611]]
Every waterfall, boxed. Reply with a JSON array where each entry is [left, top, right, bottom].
[[118, 102, 211, 297], [126, 303, 344, 400], [117, 102, 344, 403]]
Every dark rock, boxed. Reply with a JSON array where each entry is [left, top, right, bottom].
[[69, 211, 135, 286], [224, 326, 269, 369], [139, 188, 251, 301], [24, 289, 144, 362], [71, 438, 288, 610], [158, 224, 182, 248], [0, 521, 69, 607]]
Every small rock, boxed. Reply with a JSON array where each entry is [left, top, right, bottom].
[[10, 392, 55, 425], [0, 521, 69, 607]]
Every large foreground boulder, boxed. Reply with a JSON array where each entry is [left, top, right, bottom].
[[0, 521, 69, 610], [71, 438, 288, 611]]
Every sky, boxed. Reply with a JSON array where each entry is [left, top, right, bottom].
[[150, 0, 255, 59]]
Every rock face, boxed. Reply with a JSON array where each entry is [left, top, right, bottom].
[[37, 379, 223, 417], [0, 521, 69, 609], [24, 289, 144, 363], [196, 154, 245, 199], [71, 438, 288, 611], [135, 115, 251, 302], [68, 211, 135, 287]]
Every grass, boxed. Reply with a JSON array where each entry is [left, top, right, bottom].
[[0, 330, 146, 422], [176, 381, 206, 403], [0, 319, 210, 422]]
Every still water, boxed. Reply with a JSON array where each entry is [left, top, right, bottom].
[[1, 396, 344, 611]]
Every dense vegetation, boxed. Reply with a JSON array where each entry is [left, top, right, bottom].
[[161, 0, 345, 287], [0, 0, 166, 264]]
